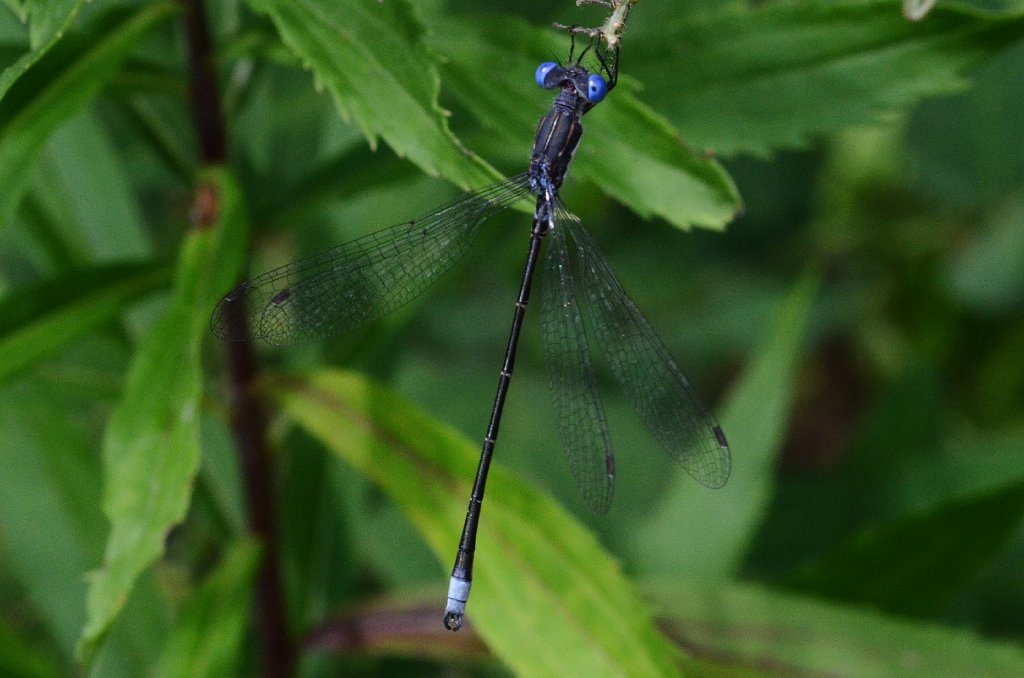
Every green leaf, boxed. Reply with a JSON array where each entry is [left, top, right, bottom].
[[1, 0, 27, 22], [39, 109, 152, 263], [654, 580, 1024, 677], [0, 361, 173, 671], [244, 0, 498, 190], [154, 540, 261, 678], [0, 0, 84, 100], [268, 369, 684, 677], [0, 380, 103, 661], [636, 271, 818, 579], [0, 617, 63, 678], [25, 0, 84, 49], [920, 425, 1024, 510], [19, 109, 153, 273], [0, 2, 178, 229], [786, 481, 1024, 617], [0, 262, 170, 383], [905, 38, 1024, 209], [634, 1, 1024, 157], [78, 169, 249, 666], [584, 91, 740, 229], [946, 190, 1024, 313], [431, 16, 741, 231]]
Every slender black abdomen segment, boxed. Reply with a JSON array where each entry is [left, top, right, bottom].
[[444, 196, 550, 631]]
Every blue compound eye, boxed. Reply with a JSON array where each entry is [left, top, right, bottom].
[[535, 62, 558, 88], [586, 74, 608, 103]]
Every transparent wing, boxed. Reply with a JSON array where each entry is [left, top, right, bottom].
[[541, 216, 616, 515], [557, 203, 731, 489], [211, 175, 533, 345]]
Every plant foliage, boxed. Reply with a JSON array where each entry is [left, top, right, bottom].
[[1, 0, 1023, 676]]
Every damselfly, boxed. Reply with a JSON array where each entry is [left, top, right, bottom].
[[211, 38, 730, 632]]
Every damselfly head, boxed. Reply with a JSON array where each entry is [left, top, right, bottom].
[[534, 61, 608, 105]]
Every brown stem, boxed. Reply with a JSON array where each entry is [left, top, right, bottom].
[[181, 0, 295, 675], [221, 302, 295, 678], [182, 0, 225, 164]]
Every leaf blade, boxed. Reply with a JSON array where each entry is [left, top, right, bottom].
[[635, 2, 1024, 157], [0, 0, 85, 100], [154, 540, 261, 678], [655, 579, 1024, 677], [245, 0, 499, 190], [0, 1, 179, 229], [636, 271, 818, 579], [0, 263, 170, 384], [269, 368, 685, 677], [77, 169, 249, 666], [786, 481, 1024, 617]]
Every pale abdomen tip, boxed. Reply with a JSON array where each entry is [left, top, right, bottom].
[[443, 610, 463, 632]]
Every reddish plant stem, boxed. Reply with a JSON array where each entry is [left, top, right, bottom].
[[182, 0, 225, 164], [181, 0, 295, 675]]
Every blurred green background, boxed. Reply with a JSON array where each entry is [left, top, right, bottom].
[[1, 0, 1023, 676]]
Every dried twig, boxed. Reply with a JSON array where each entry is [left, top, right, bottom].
[[553, 0, 638, 49]]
